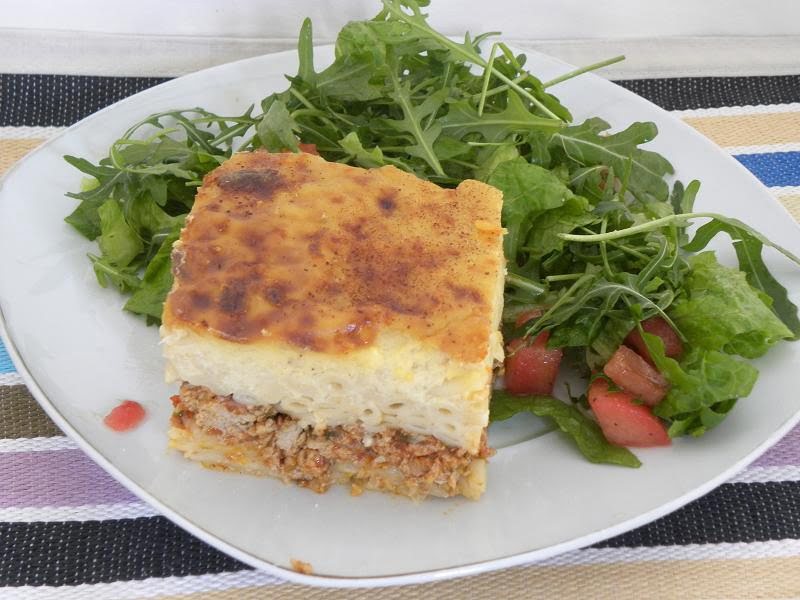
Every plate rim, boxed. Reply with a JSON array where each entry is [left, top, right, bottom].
[[1, 45, 799, 588]]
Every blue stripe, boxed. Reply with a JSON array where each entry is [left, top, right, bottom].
[[0, 339, 14, 374], [734, 151, 800, 187]]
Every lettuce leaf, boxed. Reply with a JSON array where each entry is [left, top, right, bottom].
[[488, 157, 573, 260], [670, 252, 793, 358], [644, 333, 759, 437], [684, 218, 800, 338], [490, 391, 641, 467]]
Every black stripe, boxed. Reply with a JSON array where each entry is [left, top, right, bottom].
[[0, 74, 168, 127], [594, 481, 800, 548], [0, 517, 247, 586], [1, 481, 799, 585], [2, 72, 799, 128], [614, 75, 800, 111]]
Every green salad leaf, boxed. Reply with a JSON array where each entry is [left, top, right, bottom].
[[124, 226, 183, 325], [491, 391, 641, 467], [670, 252, 793, 358], [684, 218, 800, 338], [488, 158, 572, 260], [550, 118, 674, 202], [97, 200, 143, 268], [643, 333, 759, 437]]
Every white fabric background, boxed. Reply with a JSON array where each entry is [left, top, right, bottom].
[[2, 1, 800, 78]]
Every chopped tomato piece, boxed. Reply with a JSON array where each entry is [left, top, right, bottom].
[[278, 143, 319, 155], [514, 308, 544, 328], [588, 379, 671, 447], [504, 331, 563, 396], [170, 394, 181, 407], [103, 400, 146, 432], [298, 143, 320, 155], [625, 316, 683, 363], [604, 345, 669, 406]]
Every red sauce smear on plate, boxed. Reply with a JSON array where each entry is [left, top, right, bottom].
[[104, 400, 146, 432]]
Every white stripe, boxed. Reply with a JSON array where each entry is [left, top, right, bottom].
[[7, 570, 283, 599], [770, 185, 800, 197], [674, 102, 800, 119], [0, 436, 76, 453], [0, 126, 65, 140], [539, 538, 800, 566], [0, 502, 157, 523], [723, 142, 800, 156], [729, 465, 800, 484], [0, 372, 23, 386]]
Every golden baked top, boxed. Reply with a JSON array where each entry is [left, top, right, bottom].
[[162, 151, 504, 362]]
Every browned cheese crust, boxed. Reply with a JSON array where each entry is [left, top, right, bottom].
[[162, 151, 504, 362], [170, 384, 493, 500]]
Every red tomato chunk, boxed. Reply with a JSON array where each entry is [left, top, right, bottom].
[[588, 379, 671, 447], [625, 316, 683, 363], [280, 143, 320, 156], [604, 345, 669, 406], [514, 308, 544, 329], [103, 400, 146, 432], [504, 331, 563, 396], [298, 143, 320, 155]]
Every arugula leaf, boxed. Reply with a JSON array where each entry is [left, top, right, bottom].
[[97, 199, 143, 268], [380, 0, 569, 120], [384, 76, 446, 175], [339, 132, 387, 168], [317, 52, 388, 102], [440, 90, 562, 142], [124, 227, 181, 324], [89, 254, 141, 293], [551, 118, 674, 202], [472, 142, 519, 181], [256, 99, 300, 152], [733, 237, 800, 339], [490, 391, 641, 467], [65, 195, 105, 240], [126, 193, 183, 243], [644, 333, 758, 437], [296, 18, 316, 84], [670, 252, 793, 358], [335, 20, 430, 63]]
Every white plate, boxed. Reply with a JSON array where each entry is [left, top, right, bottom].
[[1, 46, 799, 588]]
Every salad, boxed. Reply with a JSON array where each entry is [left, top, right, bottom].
[[63, 0, 800, 468]]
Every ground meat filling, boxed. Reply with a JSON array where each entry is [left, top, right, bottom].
[[170, 383, 493, 499]]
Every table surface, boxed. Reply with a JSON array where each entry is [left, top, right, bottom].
[[1, 66, 800, 599]]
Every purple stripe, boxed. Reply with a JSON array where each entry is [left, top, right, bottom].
[[0, 449, 138, 507], [752, 422, 800, 467]]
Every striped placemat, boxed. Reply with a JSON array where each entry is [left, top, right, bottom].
[[1, 73, 799, 599]]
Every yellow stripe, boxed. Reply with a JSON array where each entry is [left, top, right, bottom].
[[683, 112, 800, 147], [0, 139, 44, 177], [778, 194, 800, 223], [156, 556, 800, 600]]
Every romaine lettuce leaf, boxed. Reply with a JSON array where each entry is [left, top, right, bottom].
[[645, 333, 759, 437], [670, 252, 793, 358]]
